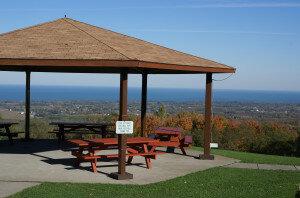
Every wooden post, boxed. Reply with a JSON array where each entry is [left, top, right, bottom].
[[25, 71, 31, 141], [199, 73, 214, 160], [141, 73, 148, 137], [110, 71, 133, 180]]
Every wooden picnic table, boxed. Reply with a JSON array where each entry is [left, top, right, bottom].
[[49, 122, 115, 143], [0, 123, 23, 144], [67, 137, 165, 173], [151, 127, 192, 155]]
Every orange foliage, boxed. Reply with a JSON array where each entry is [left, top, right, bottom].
[[212, 116, 227, 131], [145, 115, 162, 137]]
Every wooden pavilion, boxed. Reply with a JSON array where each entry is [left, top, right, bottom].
[[0, 18, 235, 161]]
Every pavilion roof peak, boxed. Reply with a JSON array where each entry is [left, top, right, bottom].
[[0, 17, 235, 73]]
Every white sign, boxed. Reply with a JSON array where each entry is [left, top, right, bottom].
[[210, 143, 218, 148], [116, 121, 133, 134]]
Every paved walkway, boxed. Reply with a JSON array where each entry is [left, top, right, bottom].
[[224, 162, 299, 170]]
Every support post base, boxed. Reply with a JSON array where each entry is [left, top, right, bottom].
[[21, 138, 34, 142], [110, 172, 133, 180], [199, 154, 214, 160]]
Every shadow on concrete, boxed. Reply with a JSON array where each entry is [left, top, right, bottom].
[[0, 140, 147, 174], [156, 146, 199, 159], [0, 139, 76, 154], [167, 151, 199, 159]]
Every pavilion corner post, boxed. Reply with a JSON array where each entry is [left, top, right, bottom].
[[110, 71, 133, 180], [22, 71, 33, 142], [199, 73, 214, 160], [141, 73, 148, 137]]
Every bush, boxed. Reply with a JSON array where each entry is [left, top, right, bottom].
[[141, 110, 298, 156]]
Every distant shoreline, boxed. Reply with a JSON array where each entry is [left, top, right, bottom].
[[0, 85, 299, 103]]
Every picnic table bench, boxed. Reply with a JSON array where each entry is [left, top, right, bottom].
[[49, 122, 115, 143], [0, 123, 24, 144], [149, 127, 192, 155], [67, 137, 165, 173]]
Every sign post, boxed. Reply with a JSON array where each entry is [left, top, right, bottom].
[[110, 121, 134, 180]]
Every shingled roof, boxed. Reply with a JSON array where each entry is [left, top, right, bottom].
[[0, 18, 235, 74]]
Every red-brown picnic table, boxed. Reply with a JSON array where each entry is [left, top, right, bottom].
[[49, 122, 115, 143], [67, 137, 165, 173], [152, 127, 192, 155], [0, 123, 23, 144]]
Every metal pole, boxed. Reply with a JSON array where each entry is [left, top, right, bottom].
[[141, 73, 148, 137], [25, 71, 31, 140], [110, 71, 133, 180], [199, 73, 214, 160]]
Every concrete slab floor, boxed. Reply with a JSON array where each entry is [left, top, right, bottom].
[[0, 139, 239, 185]]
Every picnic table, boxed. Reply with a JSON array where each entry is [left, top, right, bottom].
[[67, 137, 165, 173], [49, 122, 115, 143], [0, 123, 23, 144], [150, 127, 192, 155]]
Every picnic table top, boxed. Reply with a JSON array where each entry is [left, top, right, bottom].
[[68, 137, 158, 147], [49, 122, 115, 126], [0, 123, 18, 126], [154, 127, 183, 135]]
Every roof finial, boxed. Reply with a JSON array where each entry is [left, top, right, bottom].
[[64, 14, 67, 18]]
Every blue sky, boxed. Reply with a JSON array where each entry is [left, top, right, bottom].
[[0, 0, 299, 91]]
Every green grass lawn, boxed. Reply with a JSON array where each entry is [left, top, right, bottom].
[[191, 146, 300, 166], [9, 167, 299, 198]]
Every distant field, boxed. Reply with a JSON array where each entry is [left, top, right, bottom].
[[0, 108, 24, 120], [192, 146, 300, 165], [9, 167, 299, 198]]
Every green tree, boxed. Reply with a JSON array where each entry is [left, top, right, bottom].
[[30, 119, 51, 139], [155, 103, 167, 119]]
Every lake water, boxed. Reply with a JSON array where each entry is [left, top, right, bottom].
[[0, 85, 299, 103]]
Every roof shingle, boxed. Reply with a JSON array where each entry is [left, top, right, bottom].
[[0, 18, 235, 73]]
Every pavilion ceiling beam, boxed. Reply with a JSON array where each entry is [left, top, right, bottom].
[[0, 59, 235, 74]]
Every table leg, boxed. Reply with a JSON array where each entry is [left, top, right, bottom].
[[149, 145, 157, 153], [127, 147, 138, 164], [5, 126, 13, 145], [178, 135, 186, 155], [179, 137, 187, 155], [88, 147, 98, 173], [58, 125, 64, 144], [142, 144, 152, 169], [180, 146, 187, 155], [145, 157, 152, 169], [90, 159, 97, 173], [74, 147, 83, 167], [101, 126, 107, 138], [128, 156, 133, 163]]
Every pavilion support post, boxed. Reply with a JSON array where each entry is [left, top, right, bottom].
[[199, 73, 214, 160], [22, 71, 33, 142], [110, 71, 133, 180], [141, 73, 148, 137]]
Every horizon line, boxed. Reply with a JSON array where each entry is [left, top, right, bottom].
[[0, 84, 299, 92]]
